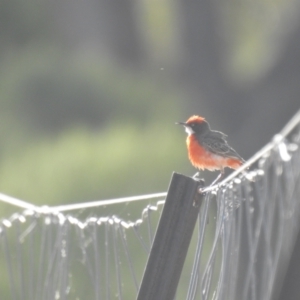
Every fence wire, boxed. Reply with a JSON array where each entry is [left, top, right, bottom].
[[1, 111, 300, 300], [0, 201, 165, 300], [183, 111, 300, 300]]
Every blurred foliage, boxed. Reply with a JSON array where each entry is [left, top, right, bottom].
[[0, 44, 182, 134], [0, 123, 186, 208], [0, 0, 297, 217], [0, 45, 190, 218], [135, 0, 180, 64], [0, 0, 296, 236], [219, 0, 299, 83]]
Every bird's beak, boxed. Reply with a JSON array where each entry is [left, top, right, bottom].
[[175, 121, 187, 126]]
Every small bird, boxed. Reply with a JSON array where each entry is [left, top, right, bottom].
[[176, 115, 245, 186]]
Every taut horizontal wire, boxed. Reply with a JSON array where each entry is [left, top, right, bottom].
[[0, 191, 167, 213], [44, 192, 167, 212], [0, 192, 40, 211]]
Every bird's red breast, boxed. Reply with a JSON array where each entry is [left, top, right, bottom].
[[187, 135, 243, 171]]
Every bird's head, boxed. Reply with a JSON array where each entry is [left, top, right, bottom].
[[176, 115, 210, 136]]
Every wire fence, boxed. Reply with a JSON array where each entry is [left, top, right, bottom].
[[0, 110, 300, 300], [0, 200, 166, 300]]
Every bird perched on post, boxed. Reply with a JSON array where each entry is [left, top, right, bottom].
[[176, 115, 245, 186]]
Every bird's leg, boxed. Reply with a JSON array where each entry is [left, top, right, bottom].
[[193, 172, 201, 179], [210, 168, 225, 186], [198, 169, 225, 194]]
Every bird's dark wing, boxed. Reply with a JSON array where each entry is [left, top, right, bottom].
[[211, 130, 228, 139], [200, 136, 244, 161]]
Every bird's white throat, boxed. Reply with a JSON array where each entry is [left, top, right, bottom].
[[185, 126, 194, 136]]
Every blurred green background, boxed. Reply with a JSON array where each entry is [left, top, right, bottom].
[[0, 0, 299, 215], [0, 0, 300, 299]]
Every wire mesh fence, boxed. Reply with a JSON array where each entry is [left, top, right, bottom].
[[0, 110, 300, 300], [184, 110, 300, 300], [0, 200, 165, 300]]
